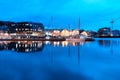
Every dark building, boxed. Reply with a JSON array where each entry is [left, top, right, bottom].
[[0, 21, 45, 38], [87, 31, 97, 37], [0, 25, 8, 33], [8, 22, 44, 33], [0, 21, 8, 33], [112, 30, 120, 36], [97, 27, 111, 37], [79, 30, 85, 34], [0, 21, 5, 26]]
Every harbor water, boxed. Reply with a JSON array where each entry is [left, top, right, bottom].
[[0, 38, 120, 80]]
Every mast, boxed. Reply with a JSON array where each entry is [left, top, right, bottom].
[[78, 16, 80, 30], [50, 16, 53, 64], [78, 16, 80, 65], [50, 16, 53, 28], [51, 44, 53, 64]]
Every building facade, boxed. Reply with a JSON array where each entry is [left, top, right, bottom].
[[0, 21, 45, 39], [97, 27, 111, 37]]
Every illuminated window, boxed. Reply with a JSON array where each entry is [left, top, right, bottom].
[[25, 24, 29, 26], [38, 29, 41, 31], [30, 24, 32, 26], [11, 24, 15, 26], [25, 28, 28, 30], [25, 44, 27, 47]]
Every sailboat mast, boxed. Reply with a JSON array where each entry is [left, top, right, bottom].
[[51, 16, 53, 28], [78, 16, 80, 30], [78, 16, 80, 65]]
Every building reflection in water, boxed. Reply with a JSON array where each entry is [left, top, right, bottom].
[[44, 41, 84, 64], [97, 39, 120, 55], [98, 40, 111, 47], [0, 41, 85, 53], [44, 41, 85, 47], [98, 39, 120, 47], [0, 41, 44, 53]]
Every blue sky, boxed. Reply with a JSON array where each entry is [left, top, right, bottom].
[[0, 0, 120, 31]]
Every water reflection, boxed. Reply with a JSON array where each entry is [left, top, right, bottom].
[[44, 41, 85, 47], [0, 41, 85, 53], [97, 39, 120, 47], [0, 41, 44, 53], [0, 39, 120, 80], [98, 40, 111, 47]]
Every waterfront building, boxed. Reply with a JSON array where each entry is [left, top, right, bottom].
[[52, 30, 61, 37], [80, 31, 88, 36], [87, 31, 97, 37], [0, 25, 8, 33], [7, 22, 45, 39], [112, 30, 120, 36], [72, 29, 79, 36], [0, 21, 45, 39], [45, 31, 52, 36], [0, 22, 11, 39], [61, 29, 71, 37], [97, 27, 111, 37]]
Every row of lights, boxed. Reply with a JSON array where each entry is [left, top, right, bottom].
[[11, 23, 40, 27], [15, 28, 41, 31]]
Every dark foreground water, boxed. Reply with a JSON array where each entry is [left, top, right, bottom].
[[0, 38, 120, 80]]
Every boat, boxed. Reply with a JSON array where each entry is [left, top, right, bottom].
[[66, 35, 95, 42], [85, 37, 95, 41]]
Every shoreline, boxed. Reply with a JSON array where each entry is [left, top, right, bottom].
[[0, 38, 95, 41], [0, 38, 66, 41], [95, 36, 120, 38]]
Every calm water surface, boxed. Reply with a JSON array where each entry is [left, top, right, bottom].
[[0, 38, 120, 80]]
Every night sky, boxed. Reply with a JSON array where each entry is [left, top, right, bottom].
[[0, 0, 120, 31]]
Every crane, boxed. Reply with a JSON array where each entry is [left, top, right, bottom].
[[109, 17, 120, 55], [110, 17, 120, 30]]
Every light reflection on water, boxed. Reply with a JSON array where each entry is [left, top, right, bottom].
[[0, 41, 85, 53], [0, 39, 120, 80]]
